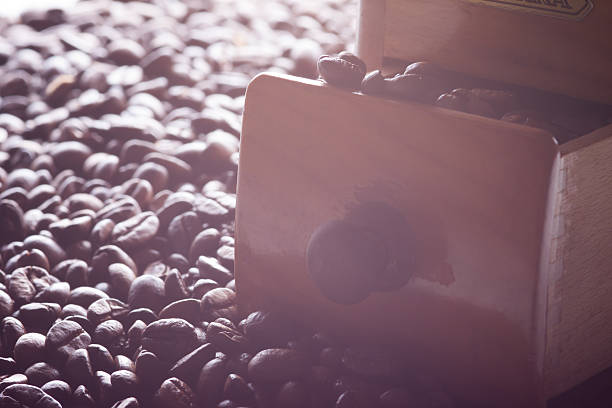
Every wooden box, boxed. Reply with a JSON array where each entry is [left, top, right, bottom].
[[235, 1, 612, 407]]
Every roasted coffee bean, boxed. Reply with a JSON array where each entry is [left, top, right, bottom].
[[0, 373, 28, 393], [188, 228, 221, 262], [207, 320, 249, 354], [73, 384, 96, 407], [25, 362, 61, 387], [45, 319, 91, 365], [32, 282, 70, 305], [159, 298, 201, 324], [111, 211, 160, 251], [317, 53, 366, 89], [141, 318, 197, 361], [194, 197, 230, 225], [0, 290, 14, 318], [7, 266, 57, 306], [128, 275, 166, 313], [87, 298, 129, 326], [361, 70, 385, 95], [41, 380, 72, 407], [13, 332, 46, 368], [68, 286, 109, 308], [276, 380, 310, 408], [112, 397, 140, 408], [53, 259, 88, 288], [242, 310, 294, 349], [197, 357, 229, 406], [5, 248, 51, 274], [0, 384, 62, 408], [197, 256, 232, 285], [135, 350, 165, 388], [108, 263, 136, 301], [114, 355, 136, 373], [164, 269, 189, 302], [0, 199, 25, 245], [86, 344, 115, 373], [18, 302, 60, 329], [93, 319, 124, 350], [90, 245, 138, 284], [154, 377, 196, 408], [169, 343, 216, 384], [200, 288, 238, 321], [125, 308, 158, 328], [248, 348, 308, 384]]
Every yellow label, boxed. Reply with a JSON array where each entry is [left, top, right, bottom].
[[466, 0, 593, 20]]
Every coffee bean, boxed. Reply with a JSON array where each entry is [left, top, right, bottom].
[[73, 384, 96, 408], [18, 302, 60, 329], [91, 245, 138, 284], [5, 248, 51, 274], [108, 263, 136, 301], [155, 377, 196, 408], [45, 319, 91, 365], [13, 332, 46, 368], [0, 384, 62, 408], [112, 397, 140, 408], [49, 142, 92, 172], [141, 318, 197, 361], [110, 369, 140, 400], [87, 298, 129, 326], [115, 355, 136, 373], [0, 290, 14, 318], [248, 349, 308, 384], [93, 319, 124, 351], [361, 70, 385, 95], [67, 286, 109, 308], [95, 197, 141, 225], [200, 288, 238, 322], [128, 275, 166, 313], [135, 350, 165, 388], [317, 54, 366, 90], [242, 311, 294, 349], [196, 256, 232, 286], [23, 234, 66, 267], [41, 380, 72, 407], [32, 282, 70, 305], [7, 266, 57, 306], [276, 380, 310, 408], [0, 373, 28, 393], [207, 320, 249, 354], [25, 362, 61, 387], [53, 259, 88, 288], [164, 269, 189, 302], [159, 298, 200, 324], [111, 211, 159, 251], [196, 357, 229, 406], [169, 343, 216, 384], [0, 199, 25, 245], [188, 228, 220, 262]]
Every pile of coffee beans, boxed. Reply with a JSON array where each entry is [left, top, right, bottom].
[[0, 0, 609, 407], [0, 0, 458, 407], [318, 54, 612, 144]]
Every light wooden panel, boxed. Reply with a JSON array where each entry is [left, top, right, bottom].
[[357, 0, 612, 104], [544, 124, 612, 396], [236, 73, 558, 407]]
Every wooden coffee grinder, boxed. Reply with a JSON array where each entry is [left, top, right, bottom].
[[235, 1, 612, 406]]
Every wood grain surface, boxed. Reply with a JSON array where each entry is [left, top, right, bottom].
[[358, 0, 612, 104], [543, 124, 612, 396], [236, 73, 558, 407]]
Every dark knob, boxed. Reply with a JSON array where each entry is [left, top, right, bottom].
[[306, 202, 415, 305]]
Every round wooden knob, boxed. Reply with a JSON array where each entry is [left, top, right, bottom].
[[306, 202, 415, 305]]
